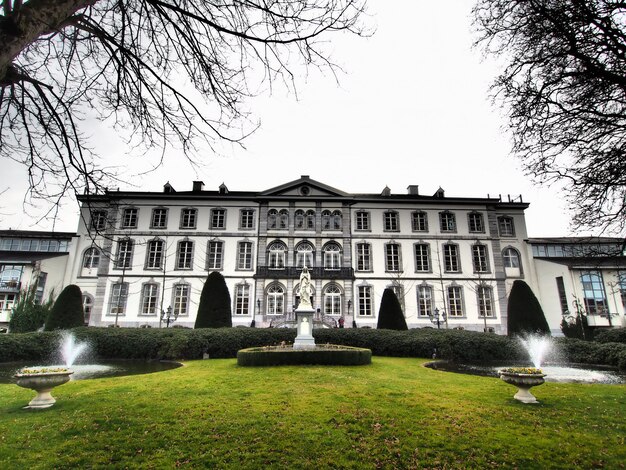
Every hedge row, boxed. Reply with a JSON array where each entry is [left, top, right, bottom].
[[594, 328, 626, 344], [1, 327, 624, 370], [237, 346, 372, 366]]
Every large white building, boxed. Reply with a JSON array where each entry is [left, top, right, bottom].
[[67, 176, 533, 333]]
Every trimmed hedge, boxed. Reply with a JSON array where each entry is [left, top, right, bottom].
[[594, 329, 626, 344], [1, 327, 624, 370], [237, 345, 372, 366]]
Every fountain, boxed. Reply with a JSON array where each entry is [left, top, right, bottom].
[[237, 267, 371, 366]]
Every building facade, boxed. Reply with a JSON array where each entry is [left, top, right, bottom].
[[0, 230, 76, 328], [528, 237, 626, 334], [68, 176, 532, 333]]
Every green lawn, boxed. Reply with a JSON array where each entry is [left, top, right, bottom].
[[1, 357, 624, 469]]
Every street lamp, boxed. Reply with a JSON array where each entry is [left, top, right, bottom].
[[160, 306, 178, 328], [430, 307, 446, 329]]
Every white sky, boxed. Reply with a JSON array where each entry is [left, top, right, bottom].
[[1, 0, 581, 237]]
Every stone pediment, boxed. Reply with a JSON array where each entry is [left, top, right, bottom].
[[259, 175, 349, 198]]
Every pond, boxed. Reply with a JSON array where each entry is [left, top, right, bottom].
[[0, 360, 182, 384], [427, 361, 626, 384]]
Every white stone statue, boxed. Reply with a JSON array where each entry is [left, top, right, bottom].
[[297, 266, 313, 309]]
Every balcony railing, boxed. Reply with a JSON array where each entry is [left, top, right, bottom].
[[255, 266, 354, 280]]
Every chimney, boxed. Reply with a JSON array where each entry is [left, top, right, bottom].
[[407, 185, 419, 195], [192, 181, 205, 192]]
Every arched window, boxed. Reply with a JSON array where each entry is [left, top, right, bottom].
[[323, 284, 342, 315], [332, 210, 342, 230], [82, 294, 94, 325], [267, 284, 285, 315], [324, 242, 342, 270], [295, 210, 305, 229], [502, 247, 520, 268], [278, 210, 289, 229], [322, 210, 332, 230], [295, 241, 315, 268], [267, 209, 278, 229], [83, 247, 100, 269], [267, 241, 287, 269], [305, 210, 315, 230]]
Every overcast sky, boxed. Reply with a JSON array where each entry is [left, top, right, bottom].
[[2, 1, 582, 237]]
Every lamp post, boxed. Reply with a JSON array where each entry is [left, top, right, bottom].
[[160, 306, 178, 328], [430, 307, 446, 329]]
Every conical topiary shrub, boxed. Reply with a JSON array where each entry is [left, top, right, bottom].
[[377, 288, 408, 330], [45, 284, 85, 331], [507, 280, 550, 336], [195, 272, 232, 328]]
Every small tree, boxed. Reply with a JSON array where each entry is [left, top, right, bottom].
[[377, 288, 408, 330], [507, 280, 550, 336], [195, 272, 232, 328], [9, 284, 54, 333], [45, 284, 85, 331]]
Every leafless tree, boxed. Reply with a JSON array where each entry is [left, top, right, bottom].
[[0, 0, 367, 210], [473, 0, 626, 235]]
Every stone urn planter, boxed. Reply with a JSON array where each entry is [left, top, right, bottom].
[[14, 367, 73, 409], [499, 368, 546, 404]]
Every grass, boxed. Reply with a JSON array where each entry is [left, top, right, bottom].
[[1, 357, 624, 469]]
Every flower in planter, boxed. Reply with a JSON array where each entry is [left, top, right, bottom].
[[17, 367, 70, 375], [500, 367, 543, 375]]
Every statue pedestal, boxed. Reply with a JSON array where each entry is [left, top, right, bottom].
[[293, 308, 316, 349]]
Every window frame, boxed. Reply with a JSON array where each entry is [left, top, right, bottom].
[[439, 211, 457, 233], [411, 211, 428, 232], [383, 211, 400, 232], [121, 208, 138, 229], [172, 284, 191, 317], [356, 242, 372, 272], [472, 243, 490, 273], [498, 216, 516, 237], [234, 283, 251, 315], [357, 285, 373, 317], [355, 211, 371, 231], [176, 240, 194, 270], [145, 239, 165, 270], [206, 240, 223, 270], [114, 238, 134, 269], [447, 285, 464, 317], [414, 243, 430, 272], [210, 208, 227, 230], [239, 209, 255, 230], [385, 243, 402, 272], [468, 212, 485, 233], [180, 208, 198, 229], [443, 243, 460, 273], [140, 283, 160, 316], [237, 241, 254, 271]]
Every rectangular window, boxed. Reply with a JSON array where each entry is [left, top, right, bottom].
[[115, 239, 133, 269], [177, 241, 194, 269], [235, 284, 250, 315], [355, 211, 370, 231], [207, 241, 223, 270], [237, 242, 253, 270], [180, 208, 197, 229], [412, 212, 428, 232], [556, 277, 569, 315], [439, 212, 456, 232], [146, 240, 164, 269], [91, 210, 108, 231], [211, 209, 226, 229], [122, 208, 138, 229], [468, 213, 484, 233], [240, 210, 255, 230], [385, 244, 401, 272], [447, 286, 463, 317], [383, 211, 399, 231], [356, 243, 371, 271], [443, 244, 460, 273], [109, 283, 128, 316], [141, 284, 159, 316], [498, 217, 515, 237], [477, 286, 494, 317], [472, 244, 489, 273], [0, 293, 17, 314], [173, 284, 190, 316], [414, 243, 430, 272], [358, 286, 372, 316], [580, 271, 608, 315], [417, 285, 433, 317], [151, 208, 168, 229]]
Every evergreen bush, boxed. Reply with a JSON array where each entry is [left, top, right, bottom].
[[376, 288, 408, 330], [195, 272, 232, 328], [8, 284, 54, 333], [45, 285, 85, 331], [507, 280, 550, 336], [594, 328, 626, 344]]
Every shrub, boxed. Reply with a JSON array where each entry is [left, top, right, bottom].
[[195, 272, 232, 328], [237, 345, 372, 366], [377, 288, 408, 330], [507, 280, 550, 336], [9, 285, 54, 333], [45, 285, 84, 331], [594, 328, 626, 344], [554, 337, 626, 369]]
